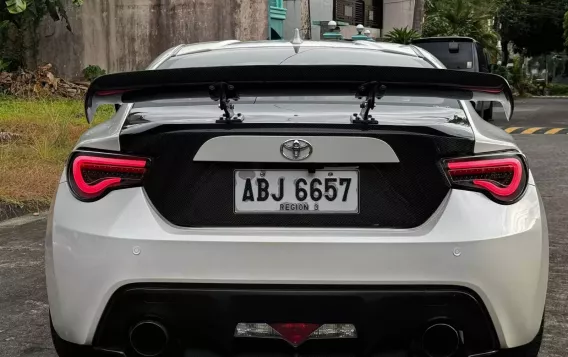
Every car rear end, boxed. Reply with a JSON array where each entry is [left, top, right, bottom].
[[46, 42, 547, 357]]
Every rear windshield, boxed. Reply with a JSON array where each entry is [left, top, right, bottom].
[[158, 47, 431, 69], [413, 41, 474, 71]]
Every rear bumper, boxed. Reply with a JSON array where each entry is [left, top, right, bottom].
[[94, 284, 498, 356], [46, 182, 548, 351]]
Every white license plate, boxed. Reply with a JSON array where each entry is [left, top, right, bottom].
[[234, 170, 359, 213]]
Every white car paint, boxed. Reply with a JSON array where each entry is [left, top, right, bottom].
[[47, 183, 547, 349], [194, 136, 399, 163], [46, 40, 548, 356]]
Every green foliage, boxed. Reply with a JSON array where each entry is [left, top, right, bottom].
[[1, 0, 83, 31], [492, 65, 513, 82], [510, 57, 526, 95], [564, 11, 568, 47], [384, 27, 421, 44], [499, 0, 568, 58], [5, 0, 26, 14], [548, 83, 568, 95], [82, 65, 106, 81], [423, 0, 499, 56]]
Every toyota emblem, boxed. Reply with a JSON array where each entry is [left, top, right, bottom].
[[280, 139, 313, 161]]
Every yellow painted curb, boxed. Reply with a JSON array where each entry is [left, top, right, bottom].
[[544, 128, 563, 134], [521, 127, 543, 134]]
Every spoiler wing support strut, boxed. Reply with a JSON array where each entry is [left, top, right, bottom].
[[351, 82, 387, 124], [208, 82, 244, 123]]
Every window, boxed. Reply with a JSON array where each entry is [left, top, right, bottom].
[[475, 43, 489, 72], [364, 0, 382, 28], [413, 41, 475, 71], [335, 0, 364, 25]]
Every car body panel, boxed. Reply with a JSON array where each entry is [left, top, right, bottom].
[[47, 182, 546, 348], [193, 136, 399, 163], [47, 39, 547, 356]]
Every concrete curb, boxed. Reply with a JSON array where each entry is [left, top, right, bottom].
[[0, 201, 49, 222], [503, 127, 568, 134], [0, 212, 48, 228]]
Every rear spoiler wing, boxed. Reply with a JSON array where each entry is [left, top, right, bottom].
[[85, 65, 514, 124]]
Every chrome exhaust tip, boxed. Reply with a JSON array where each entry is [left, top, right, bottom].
[[422, 323, 460, 357], [129, 320, 169, 357]]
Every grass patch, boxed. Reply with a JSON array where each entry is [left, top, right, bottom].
[[0, 95, 113, 205]]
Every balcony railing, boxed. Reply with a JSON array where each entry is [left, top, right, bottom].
[[334, 0, 365, 26]]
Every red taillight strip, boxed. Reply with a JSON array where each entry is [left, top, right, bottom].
[[96, 90, 130, 96], [72, 156, 146, 195], [447, 158, 522, 197]]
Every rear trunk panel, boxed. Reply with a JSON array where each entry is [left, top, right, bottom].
[[119, 124, 473, 229]]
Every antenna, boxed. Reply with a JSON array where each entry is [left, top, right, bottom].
[[291, 28, 303, 45]]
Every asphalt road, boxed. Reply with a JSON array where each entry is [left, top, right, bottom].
[[1, 98, 568, 357]]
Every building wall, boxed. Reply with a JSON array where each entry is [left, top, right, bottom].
[[283, 0, 310, 40], [382, 0, 414, 33], [309, 0, 334, 40], [36, 0, 268, 79]]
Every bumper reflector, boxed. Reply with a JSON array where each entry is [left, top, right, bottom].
[[234, 323, 357, 347]]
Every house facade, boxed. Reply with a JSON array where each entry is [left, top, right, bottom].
[[34, 0, 417, 79], [282, 0, 415, 41]]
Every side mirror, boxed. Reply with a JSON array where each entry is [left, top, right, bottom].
[[449, 42, 459, 53]]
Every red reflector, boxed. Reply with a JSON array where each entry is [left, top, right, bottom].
[[270, 323, 321, 347]]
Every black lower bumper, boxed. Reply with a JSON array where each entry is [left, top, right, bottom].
[[93, 284, 499, 357]]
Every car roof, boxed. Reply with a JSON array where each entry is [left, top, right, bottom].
[[175, 40, 421, 57], [158, 40, 434, 69], [412, 36, 477, 43]]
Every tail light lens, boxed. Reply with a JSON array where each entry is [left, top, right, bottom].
[[443, 153, 528, 204], [67, 152, 149, 201]]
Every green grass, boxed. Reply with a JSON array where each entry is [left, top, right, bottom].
[[0, 95, 113, 204]]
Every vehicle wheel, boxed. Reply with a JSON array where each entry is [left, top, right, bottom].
[[497, 317, 544, 357], [50, 316, 97, 357], [483, 102, 494, 121]]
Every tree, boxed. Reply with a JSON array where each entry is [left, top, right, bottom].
[[1, 0, 83, 31], [385, 27, 421, 44], [423, 0, 499, 56], [412, 0, 425, 33], [498, 0, 568, 64], [1, 0, 83, 70], [564, 11, 568, 48]]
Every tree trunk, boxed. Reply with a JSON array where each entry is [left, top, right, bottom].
[[412, 0, 425, 33], [502, 39, 509, 65]]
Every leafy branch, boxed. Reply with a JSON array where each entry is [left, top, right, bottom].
[[3, 0, 83, 31]]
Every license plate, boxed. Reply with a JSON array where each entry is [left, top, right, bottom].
[[234, 170, 359, 213]]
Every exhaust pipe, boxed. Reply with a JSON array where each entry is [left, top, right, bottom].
[[129, 320, 169, 357], [421, 323, 460, 357]]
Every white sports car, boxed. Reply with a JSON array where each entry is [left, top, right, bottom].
[[46, 38, 548, 357]]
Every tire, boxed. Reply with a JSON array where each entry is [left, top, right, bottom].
[[483, 102, 494, 121], [50, 316, 97, 357], [497, 317, 544, 357]]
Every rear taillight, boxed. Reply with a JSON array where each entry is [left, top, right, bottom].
[[67, 152, 149, 201], [443, 153, 528, 204]]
